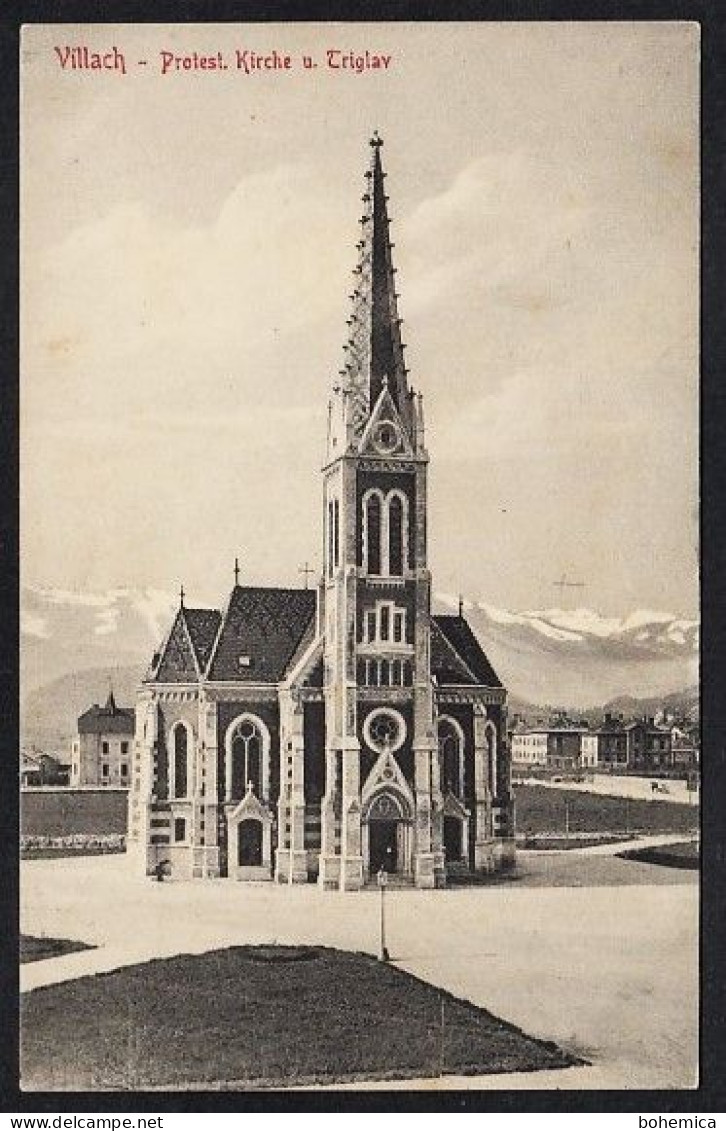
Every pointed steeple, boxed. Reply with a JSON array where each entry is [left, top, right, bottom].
[[333, 134, 417, 450], [105, 682, 116, 713]]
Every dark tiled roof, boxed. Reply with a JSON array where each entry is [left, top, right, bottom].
[[184, 608, 222, 672], [78, 704, 135, 735], [432, 615, 502, 688], [283, 617, 319, 682], [153, 609, 199, 683], [430, 619, 478, 685], [207, 586, 317, 682]]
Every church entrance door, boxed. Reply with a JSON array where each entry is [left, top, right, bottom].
[[443, 815, 463, 862], [238, 818, 263, 867], [369, 819, 398, 874]]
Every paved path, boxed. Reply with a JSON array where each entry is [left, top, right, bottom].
[[21, 853, 698, 1090]]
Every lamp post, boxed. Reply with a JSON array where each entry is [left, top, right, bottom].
[[377, 866, 390, 962]]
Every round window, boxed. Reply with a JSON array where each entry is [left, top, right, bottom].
[[373, 420, 400, 455], [363, 708, 406, 754]]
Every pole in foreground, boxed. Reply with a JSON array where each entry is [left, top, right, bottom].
[[377, 866, 390, 962]]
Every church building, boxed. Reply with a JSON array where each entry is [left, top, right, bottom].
[[127, 136, 514, 888]]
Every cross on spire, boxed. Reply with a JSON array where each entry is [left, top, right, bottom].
[[552, 573, 585, 595], [298, 561, 315, 589], [179, 583, 185, 608], [234, 556, 240, 586]]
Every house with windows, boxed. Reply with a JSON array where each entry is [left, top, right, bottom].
[[596, 714, 628, 769], [625, 718, 673, 771], [128, 136, 514, 888], [510, 728, 548, 768], [72, 691, 135, 787]]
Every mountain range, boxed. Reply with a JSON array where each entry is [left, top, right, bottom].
[[20, 585, 699, 750]]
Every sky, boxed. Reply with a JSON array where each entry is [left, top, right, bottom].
[[21, 22, 699, 618]]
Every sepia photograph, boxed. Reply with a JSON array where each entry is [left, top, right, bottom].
[[19, 20, 699, 1093]]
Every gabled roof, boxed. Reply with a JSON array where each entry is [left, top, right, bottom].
[[430, 619, 479, 685], [432, 615, 502, 689], [184, 608, 222, 672], [152, 608, 200, 683], [206, 586, 317, 683], [78, 703, 135, 734], [283, 620, 324, 687]]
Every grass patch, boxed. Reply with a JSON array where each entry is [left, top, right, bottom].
[[21, 935, 95, 965], [518, 835, 634, 851], [617, 841, 699, 870], [515, 785, 699, 838], [21, 945, 582, 1090]]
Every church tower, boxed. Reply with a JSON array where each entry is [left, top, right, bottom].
[[130, 135, 512, 890], [319, 135, 443, 890]]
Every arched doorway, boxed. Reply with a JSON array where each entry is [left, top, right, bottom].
[[226, 784, 273, 881], [238, 818, 263, 867], [443, 815, 462, 861], [363, 788, 412, 878]]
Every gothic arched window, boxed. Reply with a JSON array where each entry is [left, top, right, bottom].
[[438, 718, 464, 798], [388, 494, 404, 575], [230, 718, 262, 799], [171, 723, 189, 799], [333, 499, 340, 568], [485, 722, 498, 797], [328, 500, 334, 576], [364, 493, 383, 575]]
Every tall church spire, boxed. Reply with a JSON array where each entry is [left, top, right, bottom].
[[333, 134, 415, 450]]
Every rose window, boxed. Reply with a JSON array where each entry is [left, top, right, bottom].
[[364, 708, 406, 754]]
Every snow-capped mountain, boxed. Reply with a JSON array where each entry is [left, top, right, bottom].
[[434, 593, 698, 708], [20, 585, 698, 746]]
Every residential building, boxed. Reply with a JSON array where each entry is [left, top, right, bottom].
[[72, 690, 135, 787], [625, 718, 673, 771], [510, 729, 548, 768], [596, 714, 629, 769]]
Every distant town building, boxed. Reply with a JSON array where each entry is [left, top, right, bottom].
[[20, 751, 69, 788], [510, 729, 548, 767], [625, 718, 673, 771], [671, 736, 699, 770], [580, 732, 598, 769], [511, 725, 598, 771], [71, 690, 135, 787], [596, 714, 628, 769], [545, 727, 585, 771]]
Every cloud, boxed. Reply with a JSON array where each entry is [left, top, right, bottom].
[[23, 162, 350, 421], [132, 589, 178, 641], [21, 611, 50, 639]]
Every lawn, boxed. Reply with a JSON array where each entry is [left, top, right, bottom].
[[21, 945, 581, 1090], [617, 841, 700, 870], [21, 935, 95, 965], [514, 785, 699, 838], [518, 834, 634, 851]]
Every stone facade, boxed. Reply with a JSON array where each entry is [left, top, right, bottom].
[[127, 136, 514, 887]]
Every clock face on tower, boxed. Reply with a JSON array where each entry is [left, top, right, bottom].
[[372, 419, 401, 455]]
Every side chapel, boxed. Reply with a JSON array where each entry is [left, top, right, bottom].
[[127, 136, 515, 888]]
